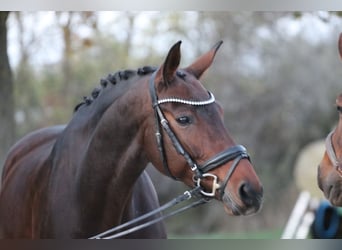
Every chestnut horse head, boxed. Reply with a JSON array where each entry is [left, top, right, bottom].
[[318, 33, 342, 206], [0, 40, 263, 238], [146, 41, 263, 215]]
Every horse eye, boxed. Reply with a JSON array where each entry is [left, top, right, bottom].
[[337, 106, 342, 113], [176, 116, 192, 126]]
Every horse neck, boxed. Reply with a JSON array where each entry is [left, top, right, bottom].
[[50, 75, 152, 228]]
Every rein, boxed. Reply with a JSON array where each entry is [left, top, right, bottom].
[[89, 187, 208, 239], [89, 71, 250, 239]]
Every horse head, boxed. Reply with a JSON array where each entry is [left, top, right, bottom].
[[145, 41, 263, 215]]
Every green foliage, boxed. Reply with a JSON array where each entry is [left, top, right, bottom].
[[169, 228, 283, 239]]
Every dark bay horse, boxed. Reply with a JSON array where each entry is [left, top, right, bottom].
[[318, 33, 342, 206], [0, 41, 263, 238]]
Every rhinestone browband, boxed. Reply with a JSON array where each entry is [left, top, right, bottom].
[[157, 92, 215, 106]]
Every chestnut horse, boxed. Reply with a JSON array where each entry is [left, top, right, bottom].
[[318, 33, 342, 206], [0, 41, 263, 238]]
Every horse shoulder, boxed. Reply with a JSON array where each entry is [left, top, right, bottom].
[[0, 125, 66, 238], [1, 125, 65, 181]]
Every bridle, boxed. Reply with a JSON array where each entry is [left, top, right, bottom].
[[89, 71, 251, 239], [149, 71, 250, 198], [325, 105, 342, 177], [325, 129, 342, 177]]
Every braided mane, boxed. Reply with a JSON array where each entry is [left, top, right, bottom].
[[74, 66, 157, 112]]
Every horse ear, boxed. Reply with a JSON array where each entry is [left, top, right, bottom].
[[185, 41, 223, 79], [339, 33, 342, 60], [155, 41, 182, 89]]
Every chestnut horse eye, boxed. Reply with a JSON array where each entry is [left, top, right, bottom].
[[176, 116, 192, 126], [337, 106, 342, 113]]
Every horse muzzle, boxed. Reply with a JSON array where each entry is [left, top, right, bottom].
[[221, 181, 263, 216], [196, 145, 263, 215], [318, 168, 342, 206]]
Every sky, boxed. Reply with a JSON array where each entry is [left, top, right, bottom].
[[6, 11, 341, 69]]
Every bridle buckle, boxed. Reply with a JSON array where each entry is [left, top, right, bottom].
[[191, 163, 198, 171], [196, 173, 221, 197]]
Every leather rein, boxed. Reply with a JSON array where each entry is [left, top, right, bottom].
[[89, 71, 250, 239]]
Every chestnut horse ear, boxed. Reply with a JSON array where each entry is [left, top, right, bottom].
[[339, 33, 342, 60], [155, 41, 182, 89], [185, 41, 223, 79]]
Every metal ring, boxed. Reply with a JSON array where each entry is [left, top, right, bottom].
[[196, 173, 221, 197]]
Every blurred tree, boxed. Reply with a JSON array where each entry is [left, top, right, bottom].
[[56, 11, 73, 96], [13, 12, 43, 137], [54, 12, 98, 105], [0, 11, 14, 175]]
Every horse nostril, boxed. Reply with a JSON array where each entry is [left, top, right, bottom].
[[239, 182, 261, 206]]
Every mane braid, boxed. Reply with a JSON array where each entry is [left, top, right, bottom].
[[73, 66, 157, 112]]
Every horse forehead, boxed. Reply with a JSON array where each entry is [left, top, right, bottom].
[[171, 72, 208, 98]]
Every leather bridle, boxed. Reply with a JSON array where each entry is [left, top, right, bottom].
[[325, 129, 342, 176], [149, 71, 250, 199]]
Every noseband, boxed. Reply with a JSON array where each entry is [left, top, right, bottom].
[[149, 71, 250, 198], [325, 129, 342, 176]]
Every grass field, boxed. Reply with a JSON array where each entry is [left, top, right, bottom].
[[169, 229, 283, 239]]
